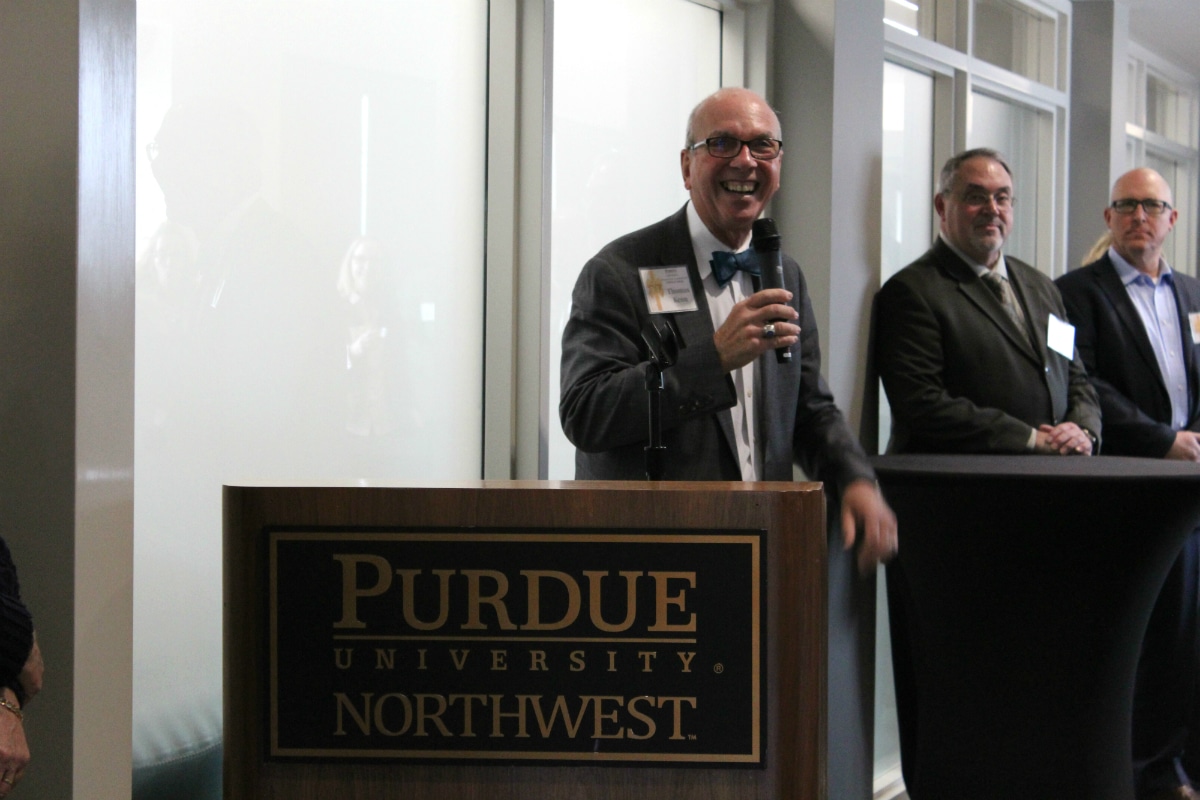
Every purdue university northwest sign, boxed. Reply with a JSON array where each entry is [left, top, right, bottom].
[[267, 528, 765, 764]]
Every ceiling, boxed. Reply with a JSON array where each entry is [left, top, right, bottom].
[[1125, 0, 1200, 77]]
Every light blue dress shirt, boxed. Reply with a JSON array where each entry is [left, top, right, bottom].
[[1109, 247, 1191, 430]]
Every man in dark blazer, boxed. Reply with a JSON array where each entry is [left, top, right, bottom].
[[1056, 167, 1200, 800], [559, 87, 897, 572], [875, 148, 1102, 455]]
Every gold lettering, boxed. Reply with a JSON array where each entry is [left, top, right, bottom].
[[489, 693, 531, 737], [529, 650, 547, 671], [334, 648, 353, 670], [607, 650, 617, 672], [374, 692, 413, 736], [677, 651, 696, 672], [417, 648, 428, 670], [648, 571, 696, 632], [638, 651, 658, 671], [333, 692, 372, 735], [588, 695, 625, 739], [626, 696, 657, 740], [332, 554, 393, 629], [521, 570, 581, 630], [415, 694, 452, 737], [462, 570, 516, 630], [397, 568, 454, 630], [584, 570, 642, 632], [450, 649, 470, 670], [569, 650, 586, 672], [527, 695, 588, 738], [375, 648, 395, 670], [658, 696, 697, 740], [449, 694, 487, 737], [491, 649, 508, 671]]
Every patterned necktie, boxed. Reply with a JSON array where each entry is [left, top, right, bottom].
[[980, 270, 1027, 329], [710, 250, 760, 288]]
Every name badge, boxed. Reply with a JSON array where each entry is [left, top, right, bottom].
[[1190, 312, 1200, 345], [640, 267, 699, 314], [1046, 313, 1076, 359]]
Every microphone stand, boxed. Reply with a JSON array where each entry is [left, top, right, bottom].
[[644, 362, 667, 481], [640, 316, 685, 481]]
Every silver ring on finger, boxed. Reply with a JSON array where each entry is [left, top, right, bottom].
[[762, 322, 776, 339]]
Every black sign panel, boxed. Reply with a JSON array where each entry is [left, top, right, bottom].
[[268, 528, 764, 764]]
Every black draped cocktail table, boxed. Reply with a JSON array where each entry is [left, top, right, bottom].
[[874, 455, 1200, 800]]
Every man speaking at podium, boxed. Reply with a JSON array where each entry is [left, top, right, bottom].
[[559, 87, 896, 572]]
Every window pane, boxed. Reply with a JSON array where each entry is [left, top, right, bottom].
[[882, 63, 935, 282], [973, 0, 1057, 87], [134, 0, 488, 781], [878, 60, 935, 780], [1146, 72, 1194, 147], [547, 0, 722, 479], [968, 91, 1043, 264], [884, 0, 937, 39]]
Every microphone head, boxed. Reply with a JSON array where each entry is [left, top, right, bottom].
[[752, 218, 781, 252]]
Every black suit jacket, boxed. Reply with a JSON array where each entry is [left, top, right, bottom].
[[559, 205, 875, 490], [1055, 253, 1200, 457], [875, 238, 1102, 454]]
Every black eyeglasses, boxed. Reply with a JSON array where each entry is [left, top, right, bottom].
[[1110, 198, 1173, 217], [958, 190, 1014, 210], [688, 136, 783, 161]]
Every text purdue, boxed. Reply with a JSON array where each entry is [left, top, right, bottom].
[[333, 558, 697, 634]]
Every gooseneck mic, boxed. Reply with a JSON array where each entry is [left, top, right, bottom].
[[752, 217, 791, 364]]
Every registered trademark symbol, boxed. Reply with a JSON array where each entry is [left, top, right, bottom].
[[713, 663, 724, 674]]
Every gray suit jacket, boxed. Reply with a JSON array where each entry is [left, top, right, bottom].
[[1056, 254, 1200, 457], [874, 238, 1102, 454], [560, 205, 875, 491]]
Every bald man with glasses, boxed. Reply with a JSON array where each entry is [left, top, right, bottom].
[[559, 87, 897, 573], [1056, 167, 1200, 800]]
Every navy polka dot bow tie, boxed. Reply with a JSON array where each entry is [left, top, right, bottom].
[[710, 249, 760, 288]]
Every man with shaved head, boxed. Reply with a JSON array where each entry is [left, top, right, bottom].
[[1057, 167, 1200, 800], [559, 87, 897, 572]]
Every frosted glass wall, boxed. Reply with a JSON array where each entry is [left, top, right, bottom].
[[546, 0, 722, 479], [133, 0, 487, 781]]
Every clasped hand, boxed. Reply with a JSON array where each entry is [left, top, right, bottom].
[[1035, 422, 1093, 456], [714, 289, 799, 373]]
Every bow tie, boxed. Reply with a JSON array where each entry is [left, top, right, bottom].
[[710, 249, 760, 288]]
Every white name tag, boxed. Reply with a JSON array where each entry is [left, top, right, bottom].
[[639, 266, 699, 314], [1190, 312, 1200, 345], [1046, 313, 1076, 359]]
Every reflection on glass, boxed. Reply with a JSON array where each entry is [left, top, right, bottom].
[[968, 91, 1042, 265], [133, 0, 487, 789], [546, 0, 721, 479], [884, 0, 931, 38], [973, 0, 1057, 87]]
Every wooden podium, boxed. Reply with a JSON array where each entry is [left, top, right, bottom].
[[224, 481, 829, 800]]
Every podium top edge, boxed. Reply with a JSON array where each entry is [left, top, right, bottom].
[[222, 480, 825, 493]]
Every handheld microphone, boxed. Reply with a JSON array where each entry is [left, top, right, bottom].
[[752, 217, 791, 364]]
